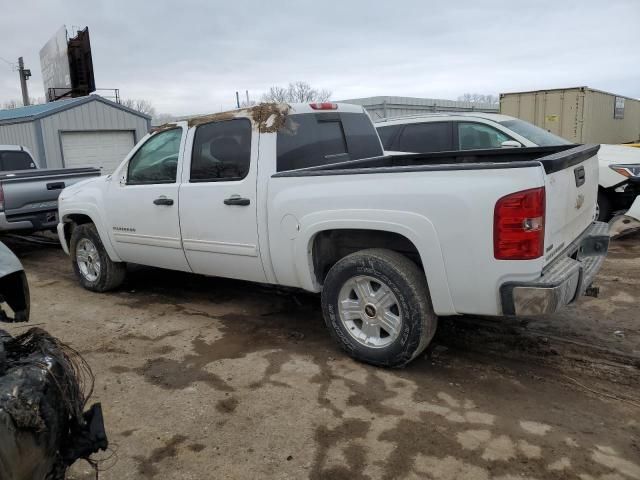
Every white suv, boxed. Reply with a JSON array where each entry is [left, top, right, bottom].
[[376, 113, 640, 222]]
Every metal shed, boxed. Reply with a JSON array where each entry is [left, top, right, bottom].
[[500, 87, 640, 144], [340, 96, 499, 121], [0, 96, 151, 173]]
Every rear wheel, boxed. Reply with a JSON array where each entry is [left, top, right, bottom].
[[321, 248, 437, 367], [70, 223, 126, 292]]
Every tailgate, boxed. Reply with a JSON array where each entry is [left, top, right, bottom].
[[1, 168, 100, 217], [541, 145, 600, 264]]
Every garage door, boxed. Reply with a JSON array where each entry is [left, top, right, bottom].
[[61, 130, 135, 174]]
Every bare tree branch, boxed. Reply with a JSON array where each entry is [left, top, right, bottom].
[[260, 81, 332, 103], [2, 97, 45, 109], [121, 98, 157, 117], [457, 93, 499, 105]]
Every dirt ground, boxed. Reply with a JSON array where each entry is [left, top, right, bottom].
[[3, 232, 639, 480]]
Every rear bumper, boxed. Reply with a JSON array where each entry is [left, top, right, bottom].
[[0, 212, 33, 231], [0, 210, 58, 233], [500, 222, 609, 316]]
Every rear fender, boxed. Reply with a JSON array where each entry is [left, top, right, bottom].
[[295, 209, 457, 315]]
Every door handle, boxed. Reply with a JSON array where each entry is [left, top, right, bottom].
[[47, 181, 66, 190], [153, 197, 174, 206], [47, 182, 65, 190], [574, 166, 586, 187], [224, 195, 250, 206]]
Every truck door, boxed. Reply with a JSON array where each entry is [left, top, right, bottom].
[[105, 127, 191, 271], [178, 118, 266, 283]]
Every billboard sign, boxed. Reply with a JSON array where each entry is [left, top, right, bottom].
[[68, 27, 96, 97], [39, 26, 71, 101]]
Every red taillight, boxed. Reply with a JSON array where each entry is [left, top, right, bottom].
[[494, 187, 545, 260], [309, 102, 338, 110]]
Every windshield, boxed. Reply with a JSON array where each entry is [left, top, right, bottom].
[[500, 119, 572, 146]]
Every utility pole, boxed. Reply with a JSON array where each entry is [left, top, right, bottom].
[[18, 57, 31, 106], [235, 91, 240, 109]]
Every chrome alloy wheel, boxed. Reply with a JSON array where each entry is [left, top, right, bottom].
[[337, 275, 402, 348], [76, 238, 101, 282]]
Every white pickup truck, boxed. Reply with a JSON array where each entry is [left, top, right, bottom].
[[57, 103, 609, 367]]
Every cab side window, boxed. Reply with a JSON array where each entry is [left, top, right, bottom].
[[457, 122, 512, 150], [397, 122, 453, 152], [190, 119, 252, 182], [127, 128, 182, 184]]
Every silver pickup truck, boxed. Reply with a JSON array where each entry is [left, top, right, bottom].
[[0, 145, 100, 233]]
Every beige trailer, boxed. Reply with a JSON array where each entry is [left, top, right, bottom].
[[500, 87, 640, 144]]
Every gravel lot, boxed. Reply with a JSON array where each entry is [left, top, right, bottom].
[[3, 233, 639, 480]]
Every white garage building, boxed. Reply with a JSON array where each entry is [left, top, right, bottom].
[[0, 96, 150, 173]]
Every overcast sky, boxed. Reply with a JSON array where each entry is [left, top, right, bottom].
[[1, 0, 638, 116]]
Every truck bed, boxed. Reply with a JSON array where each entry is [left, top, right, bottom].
[[1, 167, 101, 232]]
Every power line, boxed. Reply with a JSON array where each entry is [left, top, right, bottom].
[[0, 56, 16, 68]]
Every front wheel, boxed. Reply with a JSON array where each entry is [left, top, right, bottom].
[[321, 249, 437, 368], [70, 223, 126, 292]]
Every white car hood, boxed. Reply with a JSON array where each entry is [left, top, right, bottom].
[[597, 144, 640, 188], [597, 144, 640, 165]]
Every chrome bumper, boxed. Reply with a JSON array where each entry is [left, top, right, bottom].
[[500, 222, 609, 316]]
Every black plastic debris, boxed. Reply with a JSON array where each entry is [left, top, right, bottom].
[[0, 240, 30, 324], [0, 327, 108, 479]]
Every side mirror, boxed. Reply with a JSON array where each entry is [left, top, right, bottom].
[[501, 140, 522, 148]]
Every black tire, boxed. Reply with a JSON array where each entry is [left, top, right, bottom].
[[70, 223, 126, 292], [597, 191, 612, 222], [321, 248, 437, 368]]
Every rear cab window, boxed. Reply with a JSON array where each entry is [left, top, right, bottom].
[[276, 112, 383, 172], [0, 150, 36, 171]]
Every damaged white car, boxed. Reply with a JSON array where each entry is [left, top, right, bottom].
[[376, 113, 640, 235]]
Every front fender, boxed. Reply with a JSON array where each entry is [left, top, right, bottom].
[[60, 204, 122, 262], [59, 180, 122, 262], [294, 209, 457, 316]]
